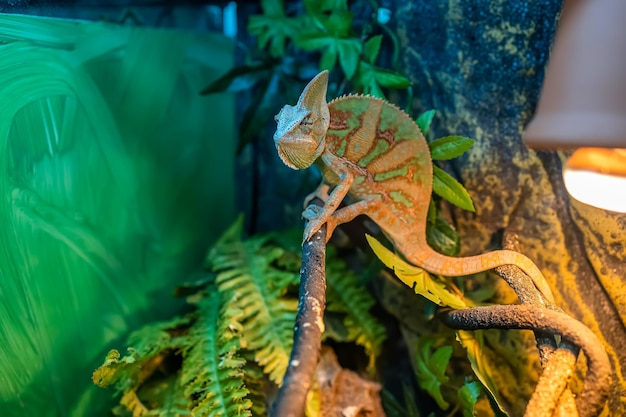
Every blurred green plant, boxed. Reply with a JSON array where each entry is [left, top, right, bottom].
[[0, 13, 236, 417], [202, 0, 412, 152]]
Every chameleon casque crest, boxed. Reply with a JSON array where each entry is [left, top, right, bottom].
[[274, 70, 554, 303]]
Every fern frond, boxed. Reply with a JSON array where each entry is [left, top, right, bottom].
[[239, 351, 268, 416], [326, 255, 386, 367], [93, 315, 190, 393], [141, 372, 190, 417], [181, 289, 252, 417], [207, 219, 298, 384]]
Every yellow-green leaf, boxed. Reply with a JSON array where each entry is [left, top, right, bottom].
[[456, 330, 509, 416], [374, 67, 411, 89], [429, 136, 474, 161], [432, 165, 475, 212], [365, 235, 468, 309]]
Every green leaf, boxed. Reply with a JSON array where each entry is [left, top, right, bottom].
[[209, 221, 298, 384], [325, 250, 387, 368], [364, 35, 382, 64], [320, 48, 338, 71], [248, 14, 299, 57], [432, 165, 475, 212], [374, 67, 411, 89], [336, 38, 361, 79], [365, 235, 468, 309], [381, 385, 422, 417], [457, 331, 509, 416], [426, 217, 460, 257], [325, 9, 354, 37], [429, 136, 474, 160], [368, 81, 386, 99], [416, 109, 435, 135], [182, 290, 253, 417], [458, 381, 482, 417], [297, 33, 334, 51], [320, 0, 348, 10], [414, 338, 452, 410], [427, 198, 437, 224], [200, 64, 273, 94], [304, 0, 352, 37], [353, 61, 383, 97], [261, 0, 284, 16]]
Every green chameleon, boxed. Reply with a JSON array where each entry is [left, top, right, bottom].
[[273, 70, 554, 304]]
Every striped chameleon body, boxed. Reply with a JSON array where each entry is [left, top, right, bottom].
[[273, 70, 554, 303]]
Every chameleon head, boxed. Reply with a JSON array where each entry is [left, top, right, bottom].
[[273, 70, 330, 170]]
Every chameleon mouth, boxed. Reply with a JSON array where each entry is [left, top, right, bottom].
[[276, 138, 324, 170]]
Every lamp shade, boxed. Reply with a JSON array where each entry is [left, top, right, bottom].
[[524, 0, 626, 149]]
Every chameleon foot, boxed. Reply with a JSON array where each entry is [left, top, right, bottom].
[[302, 204, 323, 221], [303, 217, 336, 243]]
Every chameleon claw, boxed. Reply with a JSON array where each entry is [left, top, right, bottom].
[[302, 204, 324, 221]]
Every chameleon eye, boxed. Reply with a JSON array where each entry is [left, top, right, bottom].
[[301, 115, 315, 126]]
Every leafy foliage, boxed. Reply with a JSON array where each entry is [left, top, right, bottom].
[[432, 166, 476, 212], [325, 250, 387, 367], [180, 290, 252, 417], [416, 109, 436, 136], [456, 331, 509, 416], [429, 136, 475, 161], [248, 0, 300, 58], [366, 235, 469, 310], [92, 316, 190, 393], [93, 289, 253, 417], [95, 217, 386, 415], [381, 385, 424, 417], [208, 217, 298, 384], [458, 381, 482, 417], [428, 132, 477, 212], [413, 338, 452, 410], [202, 0, 411, 151]]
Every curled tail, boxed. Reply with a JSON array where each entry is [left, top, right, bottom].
[[408, 244, 555, 304]]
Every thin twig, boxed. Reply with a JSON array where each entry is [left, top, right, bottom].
[[441, 305, 612, 417], [271, 205, 327, 417]]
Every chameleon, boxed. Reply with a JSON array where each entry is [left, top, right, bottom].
[[273, 70, 554, 304]]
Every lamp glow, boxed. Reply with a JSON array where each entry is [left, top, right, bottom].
[[563, 147, 626, 213]]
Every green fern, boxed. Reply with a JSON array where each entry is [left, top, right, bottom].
[[92, 316, 190, 394], [208, 217, 298, 384], [326, 253, 386, 367], [180, 289, 252, 417], [95, 218, 389, 414], [92, 316, 192, 416]]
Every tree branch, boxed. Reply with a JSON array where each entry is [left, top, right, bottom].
[[494, 232, 579, 416], [441, 305, 612, 417], [271, 205, 327, 417]]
